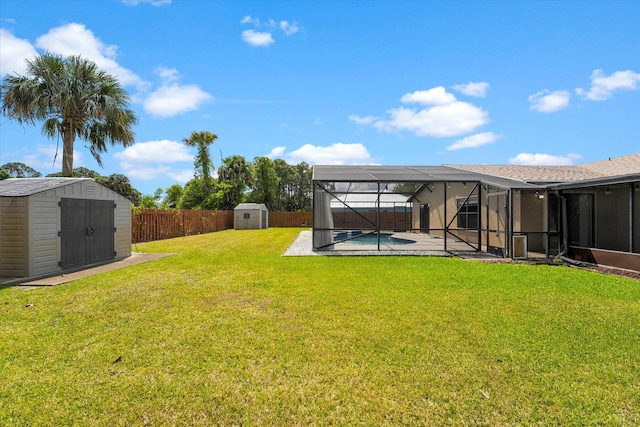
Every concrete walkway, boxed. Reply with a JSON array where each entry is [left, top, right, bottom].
[[1, 253, 174, 288]]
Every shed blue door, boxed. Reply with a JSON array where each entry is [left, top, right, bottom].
[[61, 198, 114, 268]]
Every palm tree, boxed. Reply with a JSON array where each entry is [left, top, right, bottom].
[[1, 53, 137, 176], [183, 131, 217, 193]]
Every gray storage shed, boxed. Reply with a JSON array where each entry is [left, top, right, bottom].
[[234, 203, 268, 230], [0, 178, 132, 279]]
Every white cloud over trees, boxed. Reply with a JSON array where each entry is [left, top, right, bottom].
[[267, 143, 374, 165], [114, 140, 194, 181]]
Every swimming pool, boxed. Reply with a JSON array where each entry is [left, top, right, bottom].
[[334, 231, 416, 245]]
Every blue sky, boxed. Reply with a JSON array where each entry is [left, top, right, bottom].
[[1, 0, 639, 195]]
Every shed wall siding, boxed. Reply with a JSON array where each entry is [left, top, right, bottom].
[[28, 193, 62, 277], [0, 196, 28, 277], [114, 203, 132, 259]]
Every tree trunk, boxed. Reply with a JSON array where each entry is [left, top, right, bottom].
[[62, 127, 74, 176]]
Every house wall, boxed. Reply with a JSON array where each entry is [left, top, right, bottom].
[[634, 185, 640, 253], [594, 185, 631, 252], [563, 185, 631, 252], [517, 191, 547, 253], [0, 196, 28, 277], [411, 182, 482, 242], [483, 189, 507, 252]]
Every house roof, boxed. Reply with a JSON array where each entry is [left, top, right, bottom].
[[0, 178, 94, 197], [447, 153, 640, 184]]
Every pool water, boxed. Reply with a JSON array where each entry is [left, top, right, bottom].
[[334, 232, 416, 245]]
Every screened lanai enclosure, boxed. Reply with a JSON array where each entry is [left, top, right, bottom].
[[312, 166, 556, 258]]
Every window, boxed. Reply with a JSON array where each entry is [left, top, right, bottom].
[[244, 213, 250, 219], [457, 196, 478, 229]]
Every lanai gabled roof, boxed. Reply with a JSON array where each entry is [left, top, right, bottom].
[[312, 165, 543, 189]]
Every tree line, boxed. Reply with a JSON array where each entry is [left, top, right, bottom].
[[0, 154, 313, 212]]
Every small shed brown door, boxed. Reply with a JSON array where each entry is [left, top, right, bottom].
[[61, 198, 114, 269]]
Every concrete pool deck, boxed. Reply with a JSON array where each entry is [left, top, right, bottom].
[[283, 230, 485, 257]]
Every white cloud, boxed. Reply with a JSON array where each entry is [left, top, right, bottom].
[[155, 66, 179, 83], [119, 163, 192, 182], [452, 82, 489, 97], [242, 29, 274, 47], [35, 23, 148, 90], [528, 90, 571, 113], [120, 0, 171, 5], [266, 146, 287, 158], [115, 140, 194, 182], [446, 132, 501, 151], [0, 29, 39, 75], [508, 153, 581, 166], [114, 140, 193, 163], [576, 69, 640, 101], [142, 68, 212, 117], [349, 114, 378, 125], [21, 145, 83, 172], [401, 86, 457, 105], [280, 21, 299, 36], [374, 102, 489, 138], [241, 15, 260, 26], [358, 87, 489, 138], [271, 143, 374, 165]]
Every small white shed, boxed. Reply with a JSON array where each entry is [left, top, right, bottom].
[[234, 203, 268, 230], [0, 178, 132, 279]]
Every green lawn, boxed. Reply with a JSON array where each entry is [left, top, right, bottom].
[[1, 228, 639, 426]]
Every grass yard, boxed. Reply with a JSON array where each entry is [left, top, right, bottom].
[[1, 228, 639, 426]]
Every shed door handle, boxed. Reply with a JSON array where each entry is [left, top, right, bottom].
[[87, 226, 95, 237]]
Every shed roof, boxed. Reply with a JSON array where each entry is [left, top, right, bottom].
[[0, 178, 94, 197], [234, 203, 268, 210]]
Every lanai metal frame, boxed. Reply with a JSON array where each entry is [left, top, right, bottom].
[[312, 165, 545, 257]]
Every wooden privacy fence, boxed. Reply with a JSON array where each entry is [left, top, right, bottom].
[[333, 211, 412, 231], [132, 209, 234, 243], [131, 209, 313, 243], [269, 211, 313, 228]]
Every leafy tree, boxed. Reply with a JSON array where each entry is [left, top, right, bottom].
[[140, 187, 163, 209], [46, 167, 101, 178], [0, 162, 42, 178], [273, 159, 294, 211], [272, 160, 312, 211], [1, 53, 137, 176], [96, 173, 141, 205], [0, 168, 10, 180], [163, 184, 183, 209], [216, 155, 254, 210], [179, 178, 207, 210], [248, 156, 279, 210], [183, 131, 217, 193], [292, 161, 313, 211]]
